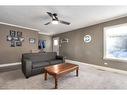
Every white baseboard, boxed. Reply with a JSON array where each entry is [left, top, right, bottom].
[[0, 62, 21, 68], [65, 59, 127, 75]]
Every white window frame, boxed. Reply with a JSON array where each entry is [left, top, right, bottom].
[[103, 23, 127, 62]]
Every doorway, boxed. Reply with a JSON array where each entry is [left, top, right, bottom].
[[53, 37, 59, 55]]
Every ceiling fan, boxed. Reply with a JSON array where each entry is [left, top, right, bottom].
[[44, 12, 70, 25]]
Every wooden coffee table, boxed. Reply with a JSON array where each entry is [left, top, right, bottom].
[[44, 63, 79, 89]]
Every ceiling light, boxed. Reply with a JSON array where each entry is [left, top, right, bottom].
[[52, 20, 58, 24]]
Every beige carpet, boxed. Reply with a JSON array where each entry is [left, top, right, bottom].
[[1, 63, 127, 89]]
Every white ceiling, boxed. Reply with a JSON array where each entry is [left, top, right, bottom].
[[0, 6, 127, 35]]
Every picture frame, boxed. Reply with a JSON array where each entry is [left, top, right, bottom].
[[29, 38, 35, 44], [7, 35, 12, 41], [7, 30, 24, 47], [10, 30, 15, 37], [61, 38, 69, 43], [38, 40, 46, 49], [19, 37, 24, 42], [84, 35, 92, 43], [16, 41, 22, 46], [11, 41, 15, 47], [17, 31, 22, 37], [13, 37, 19, 41]]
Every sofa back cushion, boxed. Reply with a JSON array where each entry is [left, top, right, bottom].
[[22, 52, 57, 63]]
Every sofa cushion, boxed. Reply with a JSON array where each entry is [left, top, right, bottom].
[[47, 52, 57, 60], [30, 53, 52, 62], [22, 52, 57, 63], [50, 59, 62, 65], [32, 61, 49, 69]]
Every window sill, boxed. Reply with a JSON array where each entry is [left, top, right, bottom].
[[103, 57, 127, 62]]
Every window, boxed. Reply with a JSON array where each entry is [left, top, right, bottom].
[[53, 39, 58, 46], [104, 23, 127, 61]]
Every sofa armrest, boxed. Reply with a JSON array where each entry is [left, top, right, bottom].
[[22, 59, 32, 78], [56, 55, 65, 63]]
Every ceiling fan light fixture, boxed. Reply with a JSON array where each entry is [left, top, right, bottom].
[[45, 12, 70, 25], [52, 20, 58, 24]]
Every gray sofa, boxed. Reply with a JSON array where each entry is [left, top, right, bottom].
[[21, 52, 65, 78]]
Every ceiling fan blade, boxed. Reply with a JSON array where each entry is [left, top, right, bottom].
[[59, 20, 70, 25], [44, 22, 51, 25], [53, 13, 58, 20], [47, 12, 53, 18]]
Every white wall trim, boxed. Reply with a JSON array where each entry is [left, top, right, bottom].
[[0, 62, 21, 68], [38, 31, 52, 36], [66, 59, 127, 75], [0, 21, 52, 36], [0, 21, 40, 32], [54, 14, 127, 35]]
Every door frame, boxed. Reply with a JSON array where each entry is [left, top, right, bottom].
[[53, 37, 60, 55]]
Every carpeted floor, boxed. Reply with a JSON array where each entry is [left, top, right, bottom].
[[1, 63, 127, 89]]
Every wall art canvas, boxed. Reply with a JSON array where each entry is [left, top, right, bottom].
[[10, 30, 15, 37], [7, 30, 24, 47], [29, 38, 35, 44], [16, 41, 22, 46]]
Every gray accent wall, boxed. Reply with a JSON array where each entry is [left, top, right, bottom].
[[0, 24, 38, 64], [38, 34, 52, 52], [54, 16, 127, 71]]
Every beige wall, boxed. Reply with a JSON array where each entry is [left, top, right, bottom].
[[54, 16, 127, 71], [38, 34, 52, 52], [0, 24, 38, 64]]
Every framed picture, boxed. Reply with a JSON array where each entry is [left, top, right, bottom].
[[7, 35, 12, 41], [38, 40, 46, 49], [13, 37, 19, 41], [11, 41, 15, 47], [29, 38, 35, 44], [19, 37, 24, 42], [84, 35, 92, 43], [17, 31, 22, 37], [16, 41, 22, 46], [7, 30, 24, 47], [10, 30, 15, 37]]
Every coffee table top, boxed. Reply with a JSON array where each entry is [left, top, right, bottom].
[[44, 63, 79, 75]]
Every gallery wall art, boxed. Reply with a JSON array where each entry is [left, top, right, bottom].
[[7, 30, 24, 47]]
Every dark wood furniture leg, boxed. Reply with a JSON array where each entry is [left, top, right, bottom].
[[76, 67, 79, 77], [44, 70, 47, 80], [54, 75, 58, 89]]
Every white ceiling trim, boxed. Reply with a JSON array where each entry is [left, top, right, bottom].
[[38, 31, 51, 35], [0, 21, 40, 32], [54, 14, 127, 35], [0, 21, 52, 35]]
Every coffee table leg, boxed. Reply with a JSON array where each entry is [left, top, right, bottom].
[[76, 67, 79, 77], [54, 75, 58, 89], [44, 70, 47, 80]]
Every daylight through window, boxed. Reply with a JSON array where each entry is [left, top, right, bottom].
[[104, 23, 127, 61]]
